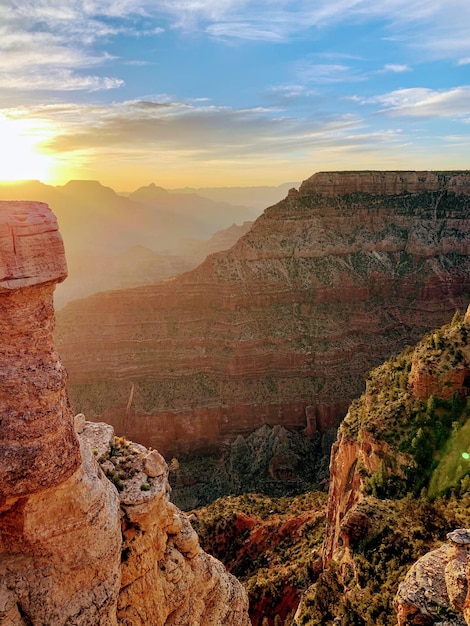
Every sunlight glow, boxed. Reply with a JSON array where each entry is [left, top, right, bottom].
[[0, 115, 53, 182]]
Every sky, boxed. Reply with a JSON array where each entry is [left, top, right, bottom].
[[0, 0, 469, 189]]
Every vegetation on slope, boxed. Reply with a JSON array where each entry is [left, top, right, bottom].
[[297, 310, 470, 625], [194, 311, 470, 626], [343, 310, 470, 499], [298, 493, 470, 626], [192, 492, 327, 626]]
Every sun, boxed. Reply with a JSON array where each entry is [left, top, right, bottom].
[[0, 114, 53, 182]]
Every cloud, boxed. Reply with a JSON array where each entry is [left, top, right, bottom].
[[0, 70, 123, 92], [381, 64, 411, 73], [294, 63, 367, 84], [0, 2, 161, 92], [8, 97, 372, 164], [356, 86, 470, 118], [152, 0, 470, 61], [206, 22, 285, 41], [1, 0, 469, 96]]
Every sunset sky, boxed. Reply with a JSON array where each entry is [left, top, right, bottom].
[[0, 0, 469, 189]]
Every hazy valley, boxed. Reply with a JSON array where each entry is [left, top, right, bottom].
[[0, 179, 294, 308]]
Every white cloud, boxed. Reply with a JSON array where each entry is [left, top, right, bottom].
[[294, 63, 366, 84], [0, 70, 124, 92], [1, 0, 469, 96], [0, 1, 160, 92], [382, 64, 411, 73], [357, 86, 470, 118], [152, 0, 470, 61]]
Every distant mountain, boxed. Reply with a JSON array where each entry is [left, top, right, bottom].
[[170, 182, 300, 211], [0, 179, 261, 307], [56, 171, 470, 459]]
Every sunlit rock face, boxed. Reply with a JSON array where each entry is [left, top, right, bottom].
[[56, 171, 470, 457], [0, 201, 122, 625], [394, 530, 470, 626], [322, 305, 470, 568], [0, 201, 250, 626]]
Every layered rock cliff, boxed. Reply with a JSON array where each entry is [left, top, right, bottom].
[[290, 306, 470, 625], [56, 170, 470, 457], [323, 305, 470, 567], [0, 201, 250, 626]]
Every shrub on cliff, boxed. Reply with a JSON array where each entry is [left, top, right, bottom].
[[298, 493, 470, 626]]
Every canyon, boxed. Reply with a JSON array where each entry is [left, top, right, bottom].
[[56, 170, 470, 458], [2, 187, 470, 625], [0, 201, 250, 626]]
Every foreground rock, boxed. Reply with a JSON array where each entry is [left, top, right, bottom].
[[0, 201, 122, 625], [56, 170, 470, 458], [0, 201, 250, 626], [394, 530, 470, 626]]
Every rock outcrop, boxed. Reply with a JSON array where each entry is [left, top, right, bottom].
[[394, 529, 470, 626], [0, 201, 122, 625], [56, 170, 470, 457], [324, 308, 470, 564], [323, 305, 470, 566], [292, 308, 470, 625], [0, 201, 250, 626]]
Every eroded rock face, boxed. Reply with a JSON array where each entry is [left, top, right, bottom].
[[85, 423, 251, 626], [56, 171, 470, 457], [322, 306, 470, 567], [393, 532, 470, 626], [0, 201, 122, 625], [0, 201, 250, 626]]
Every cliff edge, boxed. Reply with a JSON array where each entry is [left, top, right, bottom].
[[0, 201, 250, 625]]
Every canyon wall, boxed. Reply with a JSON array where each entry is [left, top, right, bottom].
[[0, 201, 250, 626], [291, 307, 470, 626], [323, 305, 470, 566], [56, 171, 470, 456]]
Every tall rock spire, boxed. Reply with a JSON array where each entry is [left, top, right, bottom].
[[0, 200, 251, 626], [0, 201, 122, 625], [0, 200, 81, 497]]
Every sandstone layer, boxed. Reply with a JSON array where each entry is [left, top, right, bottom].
[[56, 171, 470, 456], [0, 201, 250, 626]]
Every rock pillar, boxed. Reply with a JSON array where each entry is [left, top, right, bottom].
[[0, 201, 80, 498], [0, 201, 121, 625]]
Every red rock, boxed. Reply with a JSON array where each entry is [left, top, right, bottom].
[[0, 201, 251, 626], [56, 171, 470, 456]]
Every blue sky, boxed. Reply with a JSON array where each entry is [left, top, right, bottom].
[[0, 0, 469, 188]]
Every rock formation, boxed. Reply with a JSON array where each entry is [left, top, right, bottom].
[[56, 170, 470, 458], [323, 305, 470, 567], [394, 529, 470, 626], [0, 201, 250, 625], [170, 423, 334, 510], [291, 308, 470, 625], [0, 200, 122, 625]]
